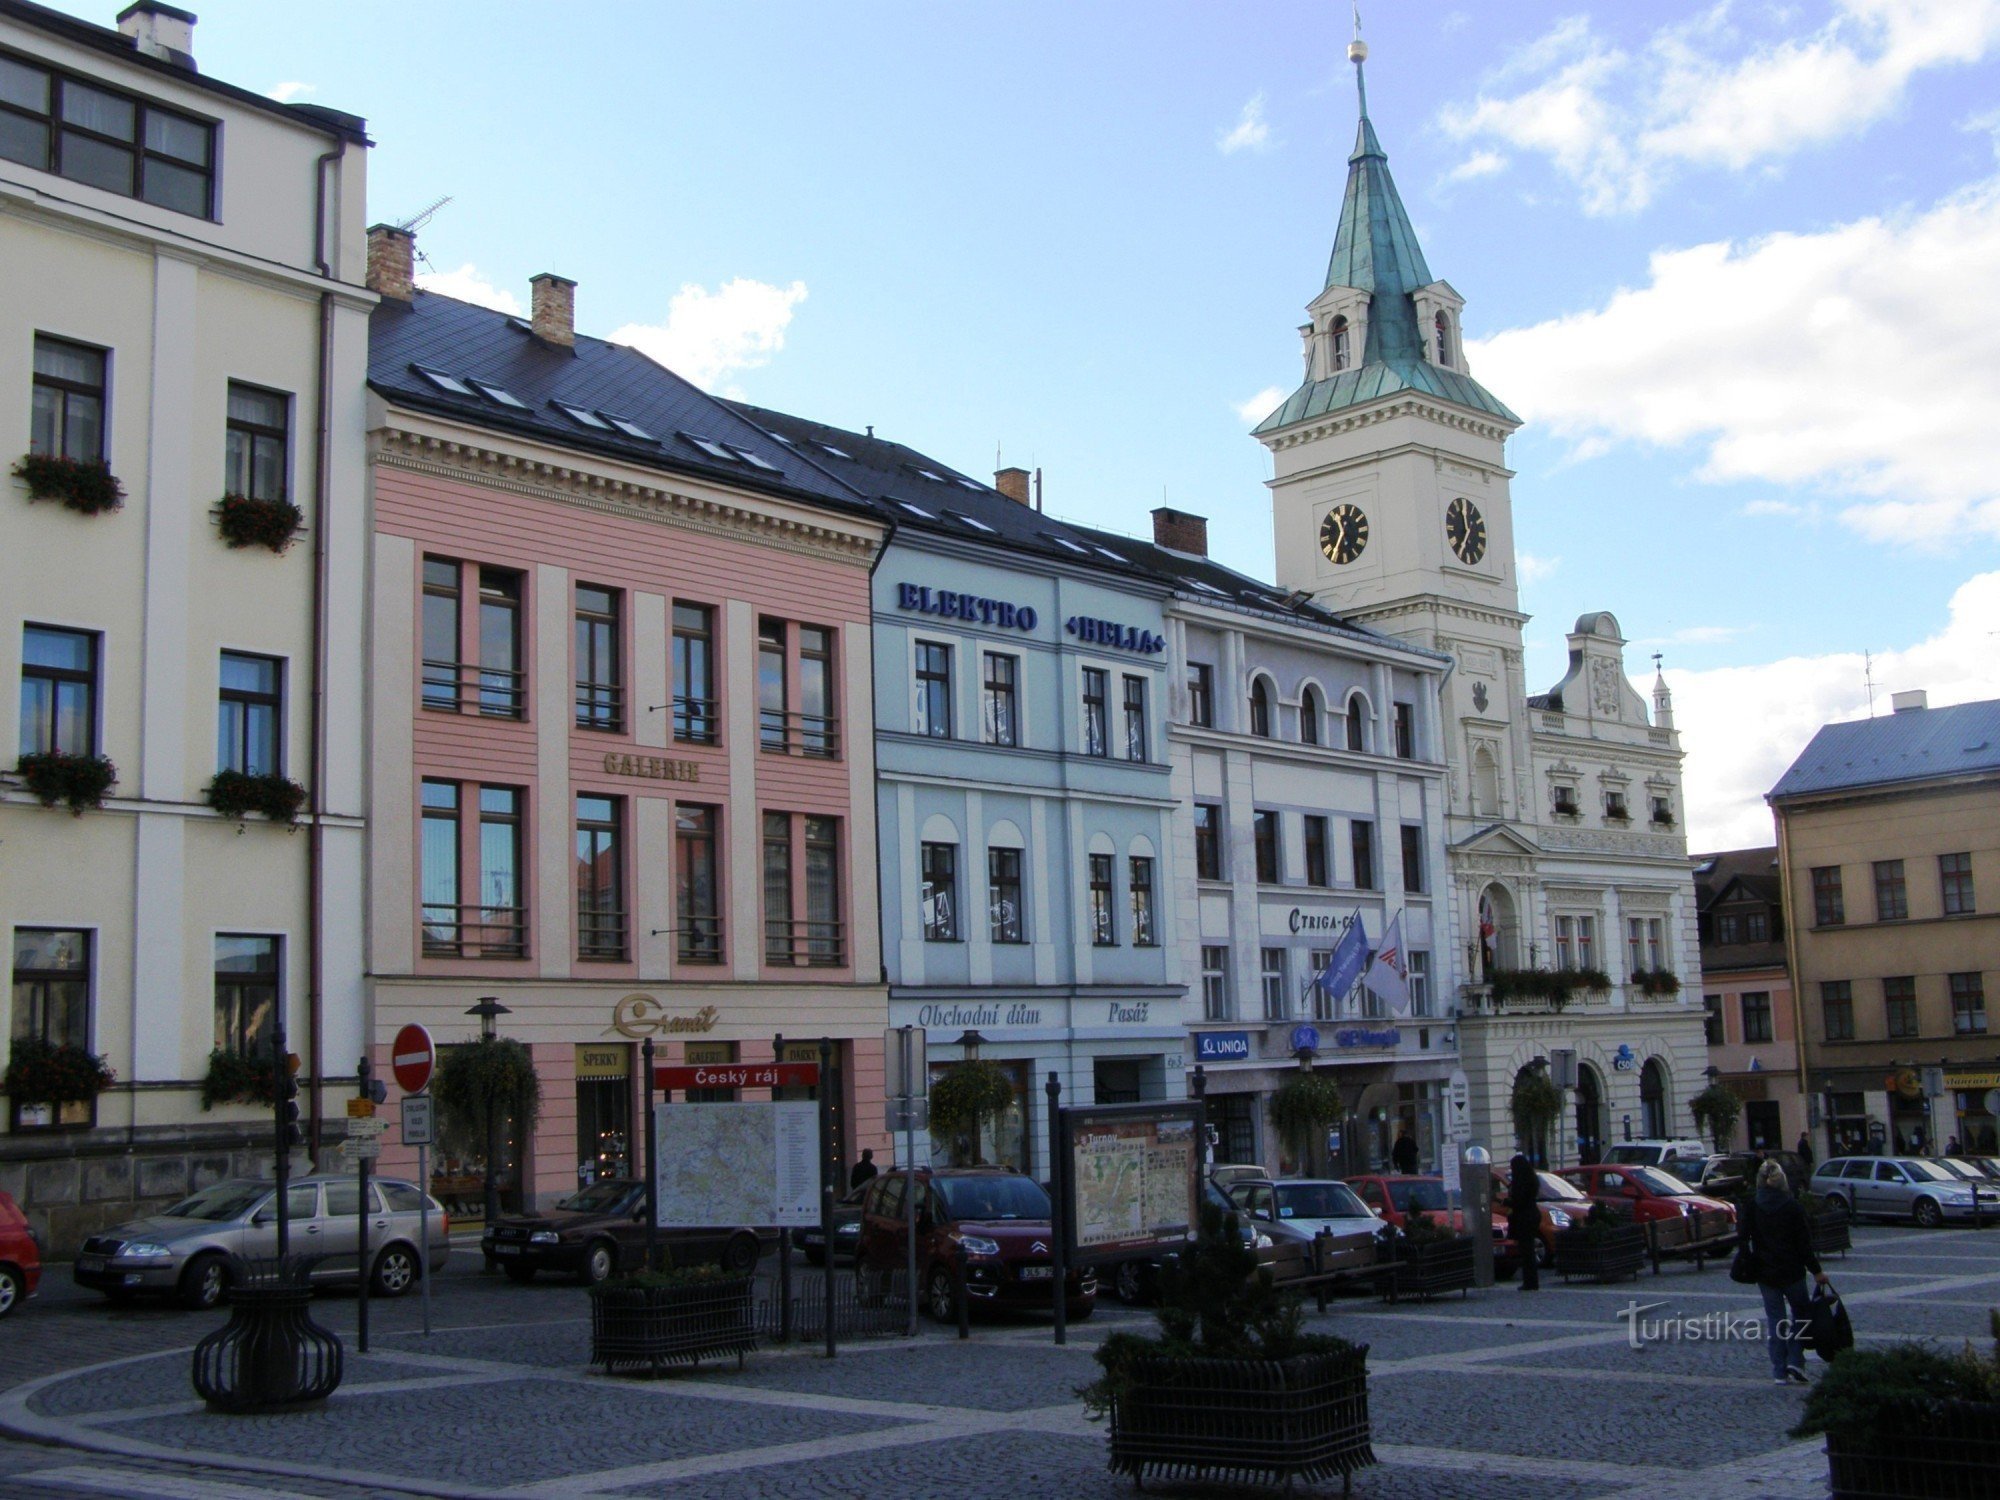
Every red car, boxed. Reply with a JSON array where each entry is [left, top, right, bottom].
[[0, 1190, 42, 1316], [1490, 1163, 1597, 1267], [1348, 1173, 1518, 1272], [1558, 1164, 1737, 1247]]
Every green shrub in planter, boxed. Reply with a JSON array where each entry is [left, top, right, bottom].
[[205, 770, 308, 825], [214, 494, 304, 553], [15, 751, 117, 815], [14, 453, 124, 514], [199, 1049, 277, 1109], [3, 1037, 114, 1104], [588, 1264, 757, 1374]]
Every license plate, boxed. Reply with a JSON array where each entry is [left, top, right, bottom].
[[77, 1255, 104, 1273], [1019, 1265, 1055, 1281], [493, 1244, 520, 1256]]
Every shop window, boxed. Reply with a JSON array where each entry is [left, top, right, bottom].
[[1094, 1057, 1144, 1105]]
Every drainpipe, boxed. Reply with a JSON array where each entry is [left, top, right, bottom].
[[305, 145, 341, 1162]]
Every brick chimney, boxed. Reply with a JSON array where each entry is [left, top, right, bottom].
[[994, 467, 1031, 505], [117, 2, 196, 69], [531, 273, 576, 348], [365, 224, 414, 302], [1152, 506, 1208, 557]]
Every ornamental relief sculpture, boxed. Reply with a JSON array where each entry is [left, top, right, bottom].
[[1590, 657, 1623, 716]]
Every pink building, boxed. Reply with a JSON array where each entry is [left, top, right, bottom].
[[361, 230, 887, 1219], [1694, 849, 1806, 1153]]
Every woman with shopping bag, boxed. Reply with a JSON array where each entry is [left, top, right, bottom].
[[1740, 1159, 1829, 1384]]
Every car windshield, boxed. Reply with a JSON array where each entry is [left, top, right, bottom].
[[1903, 1161, 1955, 1183], [557, 1182, 636, 1213], [1537, 1172, 1591, 1202], [1385, 1180, 1448, 1213], [1274, 1183, 1369, 1220], [936, 1175, 1050, 1221], [162, 1182, 268, 1222], [1603, 1146, 1659, 1164], [1629, 1167, 1697, 1196], [1658, 1159, 1706, 1185]]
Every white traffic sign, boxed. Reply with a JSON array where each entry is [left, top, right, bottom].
[[885, 1026, 928, 1102], [1446, 1069, 1472, 1142], [887, 1097, 930, 1134], [401, 1094, 436, 1147], [1441, 1148, 1463, 1196], [347, 1115, 389, 1137], [340, 1136, 384, 1160]]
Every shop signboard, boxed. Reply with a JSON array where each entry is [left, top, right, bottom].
[[1446, 1069, 1472, 1144], [1194, 1031, 1252, 1063], [653, 1100, 820, 1229], [1057, 1100, 1203, 1267]]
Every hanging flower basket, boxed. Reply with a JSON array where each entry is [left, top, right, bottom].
[[4, 1038, 114, 1130], [1631, 969, 1681, 997], [15, 751, 117, 815], [205, 771, 308, 826], [928, 1060, 1016, 1162], [199, 1049, 278, 1109], [1269, 1071, 1345, 1160], [214, 494, 304, 554], [13, 453, 125, 515]]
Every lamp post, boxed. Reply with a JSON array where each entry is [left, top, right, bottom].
[[955, 1028, 985, 1063], [466, 996, 511, 1251]]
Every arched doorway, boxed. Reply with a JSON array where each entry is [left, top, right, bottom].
[[1640, 1058, 1669, 1139], [1574, 1064, 1605, 1164], [1478, 884, 1518, 975]]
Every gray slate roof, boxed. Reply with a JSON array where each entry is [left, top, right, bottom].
[[1767, 699, 2000, 801]]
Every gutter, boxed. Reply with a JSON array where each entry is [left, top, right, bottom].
[[304, 144, 340, 1162]]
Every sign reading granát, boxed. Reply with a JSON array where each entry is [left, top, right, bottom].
[[606, 994, 720, 1038]]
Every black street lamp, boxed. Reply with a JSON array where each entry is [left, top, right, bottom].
[[955, 1028, 985, 1063], [467, 996, 512, 1246]]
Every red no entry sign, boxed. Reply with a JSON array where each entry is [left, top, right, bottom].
[[655, 1062, 819, 1092], [392, 1023, 436, 1094]]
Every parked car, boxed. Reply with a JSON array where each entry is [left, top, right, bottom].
[[484, 1178, 765, 1283], [1226, 1178, 1389, 1277], [1956, 1156, 2000, 1182], [0, 1189, 42, 1317], [1603, 1138, 1711, 1171], [1689, 1149, 1808, 1199], [1811, 1156, 2000, 1226], [856, 1167, 1095, 1322], [1346, 1173, 1514, 1269], [1490, 1162, 1595, 1265], [800, 1183, 869, 1266], [1113, 1179, 1311, 1304], [75, 1176, 448, 1309], [1558, 1163, 1738, 1249]]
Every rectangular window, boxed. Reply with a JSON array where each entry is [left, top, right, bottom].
[[1703, 993, 1723, 1044], [914, 642, 952, 738], [1082, 667, 1108, 757], [1715, 913, 1741, 944], [981, 652, 1018, 747], [1577, 915, 1596, 969], [420, 780, 460, 954], [921, 842, 958, 941], [1950, 972, 1987, 1035], [29, 334, 106, 462], [217, 651, 282, 775], [1260, 948, 1288, 1021], [1408, 950, 1430, 1017], [0, 58, 214, 215], [574, 585, 622, 732], [1303, 816, 1329, 888], [758, 618, 788, 751], [1651, 795, 1674, 828], [1741, 991, 1773, 1043], [476, 786, 526, 956], [1940, 852, 1975, 916], [11, 927, 90, 1049], [19, 624, 97, 756], [1253, 810, 1280, 884], [1646, 918, 1664, 970], [1812, 866, 1844, 926], [1393, 701, 1415, 759], [1745, 910, 1769, 942], [1555, 915, 1576, 971], [1188, 663, 1214, 728], [675, 804, 721, 963], [213, 934, 278, 1058], [478, 567, 524, 718], [577, 795, 627, 961], [421, 558, 462, 711], [1605, 790, 1630, 822], [1309, 949, 1335, 1021], [1089, 853, 1116, 945], [763, 812, 792, 965], [1400, 825, 1424, 893], [1123, 675, 1147, 761], [1873, 860, 1907, 922], [803, 816, 841, 965], [1884, 976, 1918, 1039], [1201, 945, 1230, 1022], [224, 383, 288, 502], [1129, 856, 1156, 947], [798, 625, 836, 757], [988, 847, 1023, 943], [672, 602, 717, 744], [1557, 915, 1595, 970], [1821, 980, 1854, 1042], [1194, 804, 1222, 881], [1350, 819, 1375, 891]]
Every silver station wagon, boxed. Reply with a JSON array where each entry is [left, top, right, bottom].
[[74, 1175, 450, 1308], [1811, 1156, 2000, 1227]]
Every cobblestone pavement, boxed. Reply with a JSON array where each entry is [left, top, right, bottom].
[[0, 1223, 1994, 1499]]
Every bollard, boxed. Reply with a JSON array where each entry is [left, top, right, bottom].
[[778, 1228, 793, 1343], [956, 1240, 970, 1341], [1464, 1146, 1494, 1289]]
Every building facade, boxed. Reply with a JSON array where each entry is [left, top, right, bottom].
[[0, 1, 372, 1251], [1694, 848, 1805, 1152], [1770, 692, 2000, 1159], [1252, 43, 1706, 1164], [363, 234, 889, 1217]]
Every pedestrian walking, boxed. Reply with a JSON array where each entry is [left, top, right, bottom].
[[1796, 1132, 1813, 1171], [1741, 1159, 1827, 1385], [1507, 1153, 1541, 1292], [849, 1148, 879, 1191], [1947, 1136, 1961, 1156], [1392, 1125, 1419, 1176]]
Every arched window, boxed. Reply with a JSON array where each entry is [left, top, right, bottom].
[[1434, 312, 1453, 367], [1299, 686, 1321, 745], [1575, 1065, 1605, 1164], [1345, 694, 1366, 752], [1248, 678, 1272, 738], [1331, 316, 1350, 371], [1640, 1058, 1669, 1140]]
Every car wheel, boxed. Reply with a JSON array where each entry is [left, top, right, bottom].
[[179, 1253, 229, 1311], [1067, 1296, 1096, 1322], [372, 1244, 419, 1298], [1825, 1192, 1852, 1219], [1113, 1260, 1149, 1306], [503, 1262, 537, 1285], [722, 1232, 760, 1275], [1913, 1197, 1943, 1229], [577, 1241, 617, 1286], [924, 1265, 957, 1322], [0, 1265, 20, 1318]]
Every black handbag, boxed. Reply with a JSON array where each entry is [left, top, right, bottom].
[[1809, 1284, 1854, 1362], [1730, 1202, 1759, 1284]]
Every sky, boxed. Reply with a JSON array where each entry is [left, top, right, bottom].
[[100, 0, 2000, 851]]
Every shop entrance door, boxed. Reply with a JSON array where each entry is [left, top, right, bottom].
[[575, 1043, 632, 1185]]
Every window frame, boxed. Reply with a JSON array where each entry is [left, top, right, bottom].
[[1883, 975, 1918, 1039], [674, 803, 722, 964], [1122, 674, 1148, 762], [1201, 944, 1231, 1021], [10, 925, 92, 1052], [1811, 866, 1845, 927], [1949, 972, 1987, 1035], [213, 933, 280, 1059], [1740, 991, 1773, 1044], [1088, 852, 1117, 946], [576, 793, 629, 962], [1873, 860, 1907, 923], [1392, 701, 1415, 759], [1128, 855, 1157, 947], [981, 650, 1019, 748], [223, 381, 290, 502], [757, 617, 789, 752], [1082, 667, 1109, 757], [914, 640, 953, 739], [1252, 810, 1280, 885], [1248, 678, 1272, 738], [1260, 947, 1288, 1021], [1703, 993, 1724, 1046], [1299, 686, 1321, 746], [988, 846, 1024, 944], [573, 584, 624, 733], [19, 623, 99, 757], [1187, 662, 1214, 728], [1303, 815, 1329, 888], [1350, 819, 1375, 892], [1400, 824, 1424, 894], [0, 53, 216, 217], [921, 840, 959, 942], [216, 649, 283, 776], [1940, 852, 1975, 916], [476, 566, 525, 719], [29, 333, 108, 463], [1821, 981, 1854, 1042], [671, 601, 719, 745], [1194, 804, 1223, 882]]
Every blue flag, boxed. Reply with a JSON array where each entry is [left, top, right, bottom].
[[1315, 915, 1369, 1005]]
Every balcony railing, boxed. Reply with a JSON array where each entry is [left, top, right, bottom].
[[422, 660, 526, 719], [678, 915, 724, 965], [574, 679, 626, 734], [763, 919, 847, 968], [422, 905, 529, 959], [577, 906, 629, 962], [673, 696, 720, 745], [758, 709, 839, 758]]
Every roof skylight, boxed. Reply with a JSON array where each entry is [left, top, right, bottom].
[[1042, 532, 1090, 556], [554, 402, 609, 429], [1093, 546, 1127, 563], [955, 478, 985, 491], [470, 379, 527, 409], [413, 366, 476, 397], [911, 467, 947, 483], [898, 501, 938, 520], [729, 446, 781, 472], [680, 432, 737, 462], [603, 414, 655, 441], [946, 511, 996, 534], [817, 442, 852, 460], [1186, 579, 1229, 597]]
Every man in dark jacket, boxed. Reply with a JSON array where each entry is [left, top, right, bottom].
[[1796, 1132, 1814, 1171], [1507, 1154, 1541, 1291], [1392, 1126, 1420, 1176], [1743, 1159, 1828, 1384]]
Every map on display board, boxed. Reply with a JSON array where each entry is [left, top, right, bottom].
[[1060, 1101, 1202, 1265], [653, 1101, 820, 1228]]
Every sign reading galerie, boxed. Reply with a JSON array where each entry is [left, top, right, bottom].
[[601, 752, 700, 783]]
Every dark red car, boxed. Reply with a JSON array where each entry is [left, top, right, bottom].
[[857, 1167, 1095, 1322], [1558, 1163, 1738, 1247], [1346, 1172, 1517, 1264], [0, 1189, 42, 1316]]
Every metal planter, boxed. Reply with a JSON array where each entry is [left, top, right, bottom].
[[1553, 1224, 1647, 1283], [190, 1255, 343, 1413], [588, 1275, 756, 1375], [1379, 1235, 1476, 1302], [1824, 1401, 2000, 1500], [1811, 1204, 1853, 1257]]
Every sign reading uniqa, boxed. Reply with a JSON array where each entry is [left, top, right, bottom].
[[896, 583, 1038, 632], [1195, 1031, 1252, 1062]]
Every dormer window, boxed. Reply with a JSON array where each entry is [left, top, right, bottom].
[[1434, 312, 1453, 367], [1331, 317, 1351, 372]]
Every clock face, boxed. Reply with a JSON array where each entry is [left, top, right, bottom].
[[1319, 503, 1369, 565], [1446, 497, 1486, 564]]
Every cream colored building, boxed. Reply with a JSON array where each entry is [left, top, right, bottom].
[[0, 3, 372, 1251]]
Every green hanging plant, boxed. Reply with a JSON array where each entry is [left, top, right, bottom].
[[205, 770, 308, 825], [15, 751, 117, 815], [1689, 1082, 1742, 1151], [14, 453, 124, 515], [1268, 1071, 1345, 1159], [432, 1037, 541, 1161], [1510, 1067, 1562, 1159], [928, 1060, 1017, 1163], [1631, 969, 1681, 997], [199, 1049, 277, 1109], [214, 493, 304, 553]]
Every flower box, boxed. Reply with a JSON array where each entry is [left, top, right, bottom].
[[205, 771, 308, 826], [1553, 1223, 1646, 1283], [1379, 1234, 1475, 1302], [14, 751, 117, 815], [4, 1038, 113, 1130], [588, 1274, 756, 1375], [13, 453, 124, 514], [214, 494, 304, 554], [1824, 1400, 2000, 1500]]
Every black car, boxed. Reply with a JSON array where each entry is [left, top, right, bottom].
[[482, 1179, 764, 1284], [799, 1183, 868, 1266]]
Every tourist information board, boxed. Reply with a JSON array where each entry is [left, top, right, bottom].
[[1057, 1100, 1203, 1266], [653, 1100, 820, 1229]]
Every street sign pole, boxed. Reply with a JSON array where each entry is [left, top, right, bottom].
[[1047, 1070, 1065, 1348], [642, 1037, 658, 1272], [272, 1017, 291, 1257], [902, 1028, 919, 1336], [356, 1056, 373, 1354], [418, 1135, 432, 1335], [820, 1037, 836, 1361]]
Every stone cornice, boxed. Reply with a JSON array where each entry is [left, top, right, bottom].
[[1346, 595, 1530, 635], [1260, 395, 1517, 451]]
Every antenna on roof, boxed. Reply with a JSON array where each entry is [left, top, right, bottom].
[[394, 195, 453, 234], [1863, 651, 1877, 716]]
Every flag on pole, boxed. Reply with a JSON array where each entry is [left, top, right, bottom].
[[1314, 915, 1369, 1009], [1364, 910, 1410, 1014]]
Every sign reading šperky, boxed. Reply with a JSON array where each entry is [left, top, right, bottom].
[[1064, 615, 1165, 655], [896, 583, 1038, 632]]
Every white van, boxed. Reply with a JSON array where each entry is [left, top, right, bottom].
[[1602, 1139, 1709, 1170]]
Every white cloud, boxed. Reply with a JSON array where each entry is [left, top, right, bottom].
[[1234, 385, 1287, 424], [610, 278, 807, 394], [1443, 150, 1508, 185], [1218, 94, 1273, 155], [1517, 552, 1560, 585], [1441, 1, 2000, 213], [1468, 179, 2000, 543], [1674, 570, 2000, 849], [415, 263, 522, 315], [267, 81, 315, 104]]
